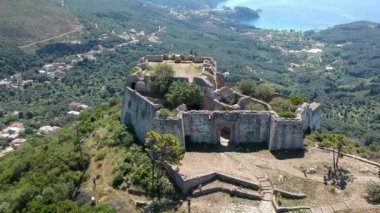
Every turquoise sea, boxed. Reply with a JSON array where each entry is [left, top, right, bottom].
[[218, 0, 380, 31]]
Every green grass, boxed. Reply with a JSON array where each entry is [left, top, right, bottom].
[[245, 102, 266, 111], [0, 0, 77, 45]]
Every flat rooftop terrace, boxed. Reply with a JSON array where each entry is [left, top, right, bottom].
[[146, 60, 203, 82]]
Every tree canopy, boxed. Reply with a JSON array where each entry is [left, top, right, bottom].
[[255, 84, 275, 102], [148, 63, 175, 94], [237, 79, 256, 96], [144, 131, 184, 166], [270, 97, 297, 118], [166, 81, 203, 109]]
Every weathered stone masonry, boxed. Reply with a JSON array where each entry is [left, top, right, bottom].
[[121, 55, 321, 151]]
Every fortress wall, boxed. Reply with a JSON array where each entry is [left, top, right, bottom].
[[121, 87, 161, 142], [210, 99, 240, 111], [235, 112, 272, 144], [182, 111, 217, 143], [237, 96, 271, 111], [193, 76, 214, 88], [137, 60, 148, 70], [145, 55, 164, 62], [125, 75, 139, 88], [300, 104, 321, 131], [216, 72, 223, 88], [269, 118, 304, 151], [310, 107, 321, 130], [153, 117, 185, 147], [183, 111, 274, 145], [193, 56, 207, 63]]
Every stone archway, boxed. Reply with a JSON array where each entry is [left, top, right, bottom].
[[220, 126, 231, 146], [219, 125, 233, 147]]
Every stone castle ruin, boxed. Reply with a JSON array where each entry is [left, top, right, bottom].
[[121, 54, 321, 151]]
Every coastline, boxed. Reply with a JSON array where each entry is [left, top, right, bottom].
[[215, 0, 380, 31]]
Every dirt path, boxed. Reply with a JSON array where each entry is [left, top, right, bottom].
[[18, 25, 83, 49], [81, 146, 138, 213]]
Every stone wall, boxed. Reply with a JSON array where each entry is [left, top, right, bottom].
[[183, 111, 216, 143], [145, 55, 164, 62], [269, 117, 304, 150], [235, 112, 272, 144], [121, 87, 161, 142], [164, 165, 260, 194], [300, 103, 321, 131], [182, 111, 273, 145], [121, 87, 306, 150], [121, 54, 320, 151], [237, 96, 270, 111], [193, 76, 214, 88], [153, 117, 185, 147]]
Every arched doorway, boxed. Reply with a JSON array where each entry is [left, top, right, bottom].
[[220, 126, 231, 147]]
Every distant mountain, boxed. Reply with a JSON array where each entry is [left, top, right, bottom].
[[226, 6, 260, 21], [314, 21, 380, 44], [0, 0, 78, 45], [152, 0, 223, 9], [314, 21, 380, 78]]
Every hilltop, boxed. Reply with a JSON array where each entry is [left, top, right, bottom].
[[1, 2, 380, 211], [0, 0, 79, 45]]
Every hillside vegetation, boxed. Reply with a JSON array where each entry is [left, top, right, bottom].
[[309, 22, 380, 144], [0, 103, 119, 212], [0, 0, 379, 159], [0, 99, 179, 212], [0, 0, 78, 45]]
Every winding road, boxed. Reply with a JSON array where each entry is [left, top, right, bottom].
[[18, 25, 83, 49]]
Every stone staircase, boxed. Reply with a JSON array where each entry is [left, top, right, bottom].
[[257, 175, 274, 201], [257, 175, 276, 213]]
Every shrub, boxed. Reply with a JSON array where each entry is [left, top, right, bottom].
[[245, 102, 265, 111], [238, 80, 256, 96], [270, 97, 297, 118], [148, 63, 174, 94], [255, 84, 275, 102], [278, 111, 296, 118], [111, 172, 124, 188], [95, 152, 106, 162], [290, 95, 305, 105], [166, 81, 203, 109], [111, 124, 134, 147], [366, 181, 380, 203], [159, 108, 171, 118], [117, 144, 153, 192]]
